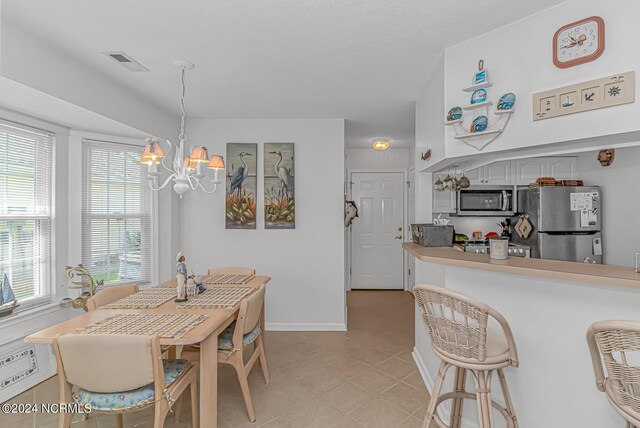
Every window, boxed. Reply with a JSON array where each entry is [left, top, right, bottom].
[[0, 120, 54, 306], [82, 140, 151, 286]]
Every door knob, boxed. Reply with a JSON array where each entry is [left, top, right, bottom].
[[395, 234, 403, 240]]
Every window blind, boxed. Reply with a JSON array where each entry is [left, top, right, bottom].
[[0, 120, 54, 304], [82, 140, 151, 286]]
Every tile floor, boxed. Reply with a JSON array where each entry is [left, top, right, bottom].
[[1, 291, 429, 427]]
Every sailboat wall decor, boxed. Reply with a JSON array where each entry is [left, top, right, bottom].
[[0, 273, 19, 317]]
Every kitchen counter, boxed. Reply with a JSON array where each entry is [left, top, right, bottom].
[[403, 242, 640, 289]]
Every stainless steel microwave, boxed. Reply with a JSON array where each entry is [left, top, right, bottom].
[[456, 185, 515, 217]]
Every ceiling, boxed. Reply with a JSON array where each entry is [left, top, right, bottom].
[[1, 0, 564, 148]]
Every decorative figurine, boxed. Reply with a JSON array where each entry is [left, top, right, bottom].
[[598, 149, 615, 167], [186, 278, 198, 298], [470, 89, 487, 104], [63, 264, 103, 311], [497, 93, 516, 111], [447, 107, 462, 121], [175, 252, 188, 302], [0, 273, 19, 318], [470, 116, 488, 133], [474, 60, 488, 84]]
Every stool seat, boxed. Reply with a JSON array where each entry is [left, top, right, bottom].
[[414, 284, 519, 428]]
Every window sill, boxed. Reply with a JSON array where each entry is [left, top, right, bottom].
[[0, 301, 68, 344]]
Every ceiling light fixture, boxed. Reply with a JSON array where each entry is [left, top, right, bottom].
[[141, 60, 224, 198], [372, 139, 390, 151]]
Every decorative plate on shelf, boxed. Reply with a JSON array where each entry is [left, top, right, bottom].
[[447, 106, 462, 121], [497, 93, 516, 110], [470, 116, 488, 133], [470, 89, 487, 104]]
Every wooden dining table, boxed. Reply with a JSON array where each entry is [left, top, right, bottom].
[[24, 275, 271, 428]]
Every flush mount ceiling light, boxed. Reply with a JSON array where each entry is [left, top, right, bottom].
[[141, 60, 224, 198], [372, 139, 390, 151]]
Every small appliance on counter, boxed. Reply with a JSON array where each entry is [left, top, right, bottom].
[[511, 186, 602, 264], [456, 185, 516, 217], [411, 224, 454, 247]]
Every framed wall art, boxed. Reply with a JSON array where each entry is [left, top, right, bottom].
[[264, 143, 295, 229], [225, 143, 257, 229]]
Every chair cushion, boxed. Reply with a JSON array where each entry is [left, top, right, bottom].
[[217, 321, 261, 351], [72, 359, 189, 412]]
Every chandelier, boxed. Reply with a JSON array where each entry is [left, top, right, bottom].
[[141, 60, 224, 198]]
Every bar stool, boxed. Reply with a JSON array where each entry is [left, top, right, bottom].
[[413, 284, 519, 428], [587, 320, 640, 428]]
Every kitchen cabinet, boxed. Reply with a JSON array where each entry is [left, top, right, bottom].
[[468, 161, 513, 185], [516, 157, 577, 184], [433, 190, 456, 213]]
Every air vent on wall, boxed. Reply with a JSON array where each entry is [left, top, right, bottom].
[[103, 51, 149, 72]]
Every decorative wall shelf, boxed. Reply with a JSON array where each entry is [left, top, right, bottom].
[[445, 119, 463, 125], [446, 60, 515, 151], [463, 101, 493, 111], [462, 82, 493, 92], [453, 129, 501, 139]]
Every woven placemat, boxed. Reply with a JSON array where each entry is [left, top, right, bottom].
[[100, 287, 177, 309], [177, 287, 253, 309], [74, 314, 207, 339], [203, 274, 255, 285]]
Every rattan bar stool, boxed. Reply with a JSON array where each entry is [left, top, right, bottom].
[[413, 284, 519, 428], [587, 321, 640, 428]]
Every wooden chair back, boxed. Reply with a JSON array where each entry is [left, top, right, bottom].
[[413, 284, 518, 366], [53, 334, 164, 394], [208, 267, 256, 276], [86, 284, 139, 311], [587, 320, 640, 423], [233, 285, 265, 348]]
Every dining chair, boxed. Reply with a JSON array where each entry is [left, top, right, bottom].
[[53, 333, 197, 428], [587, 320, 640, 428], [207, 266, 256, 276], [181, 284, 269, 422], [413, 284, 519, 428], [86, 284, 139, 311]]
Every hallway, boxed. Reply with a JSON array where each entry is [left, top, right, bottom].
[[1, 291, 425, 428]]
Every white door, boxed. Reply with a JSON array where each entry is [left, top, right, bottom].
[[351, 172, 405, 289]]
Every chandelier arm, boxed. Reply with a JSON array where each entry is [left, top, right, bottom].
[[186, 174, 200, 191], [149, 173, 176, 191], [196, 181, 218, 194], [159, 141, 177, 175]]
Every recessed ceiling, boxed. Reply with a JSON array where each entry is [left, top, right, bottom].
[[1, 0, 564, 147]]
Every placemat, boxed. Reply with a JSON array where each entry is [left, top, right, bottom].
[[74, 314, 207, 339], [177, 287, 253, 309], [100, 287, 177, 309], [203, 274, 255, 285]]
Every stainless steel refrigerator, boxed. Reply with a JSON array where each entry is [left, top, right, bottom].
[[511, 186, 603, 264]]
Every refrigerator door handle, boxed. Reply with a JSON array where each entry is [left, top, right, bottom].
[[502, 191, 509, 211]]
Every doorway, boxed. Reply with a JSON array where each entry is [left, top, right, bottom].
[[349, 171, 406, 290]]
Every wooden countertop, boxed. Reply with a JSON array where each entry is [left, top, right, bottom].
[[403, 242, 640, 290]]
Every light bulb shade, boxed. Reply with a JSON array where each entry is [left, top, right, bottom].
[[372, 139, 390, 151], [184, 156, 196, 172], [191, 146, 209, 163], [207, 155, 225, 170], [141, 139, 165, 164]]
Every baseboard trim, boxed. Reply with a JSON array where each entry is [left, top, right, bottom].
[[265, 323, 347, 331]]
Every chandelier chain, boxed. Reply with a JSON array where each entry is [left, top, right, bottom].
[[178, 68, 187, 143]]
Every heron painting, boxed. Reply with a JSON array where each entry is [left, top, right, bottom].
[[264, 143, 295, 229], [226, 143, 257, 229]]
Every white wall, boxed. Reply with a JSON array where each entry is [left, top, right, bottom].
[[180, 119, 346, 330], [578, 146, 640, 267], [346, 148, 409, 170], [443, 0, 640, 158]]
